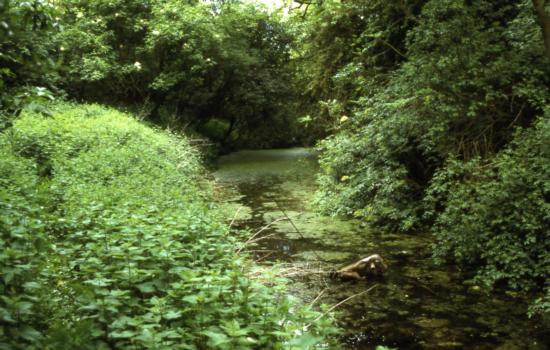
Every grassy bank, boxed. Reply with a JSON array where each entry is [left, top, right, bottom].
[[0, 103, 336, 349]]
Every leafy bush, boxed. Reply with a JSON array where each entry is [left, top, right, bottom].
[[427, 113, 550, 317], [314, 86, 431, 232], [0, 138, 51, 348], [315, 0, 550, 231], [0, 0, 59, 124], [0, 103, 337, 349], [309, 0, 550, 319]]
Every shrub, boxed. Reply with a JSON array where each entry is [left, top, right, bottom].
[[315, 0, 550, 232], [0, 138, 51, 348], [427, 113, 550, 318], [0, 103, 337, 349]]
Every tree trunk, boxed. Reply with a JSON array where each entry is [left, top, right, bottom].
[[533, 0, 550, 63]]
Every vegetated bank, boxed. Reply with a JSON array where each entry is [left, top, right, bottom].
[[0, 102, 337, 349], [296, 1, 550, 322], [4, 0, 549, 336], [1, 0, 308, 151]]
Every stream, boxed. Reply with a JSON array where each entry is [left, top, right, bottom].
[[213, 148, 548, 350]]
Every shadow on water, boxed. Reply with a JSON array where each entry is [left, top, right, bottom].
[[213, 148, 548, 350]]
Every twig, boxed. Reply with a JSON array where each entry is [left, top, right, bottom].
[[305, 284, 378, 329], [507, 102, 526, 129], [309, 288, 327, 307], [406, 276, 437, 296], [236, 218, 288, 254], [248, 217, 287, 239], [375, 38, 406, 58], [254, 251, 276, 263], [246, 233, 279, 245], [227, 206, 243, 232]]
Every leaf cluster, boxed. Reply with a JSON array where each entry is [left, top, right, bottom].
[[0, 0, 60, 124]]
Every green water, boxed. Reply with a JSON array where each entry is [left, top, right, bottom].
[[214, 148, 548, 350]]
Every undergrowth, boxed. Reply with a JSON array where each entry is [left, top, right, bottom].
[[0, 102, 338, 349]]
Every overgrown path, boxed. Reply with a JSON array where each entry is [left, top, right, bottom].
[[214, 148, 548, 350]]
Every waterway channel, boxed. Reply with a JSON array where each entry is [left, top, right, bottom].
[[213, 148, 548, 350]]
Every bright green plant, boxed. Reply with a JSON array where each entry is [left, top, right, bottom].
[[0, 102, 338, 349], [0, 140, 51, 349]]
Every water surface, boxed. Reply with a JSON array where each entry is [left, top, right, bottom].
[[214, 148, 548, 350]]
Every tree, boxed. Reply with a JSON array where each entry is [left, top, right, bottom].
[[0, 0, 58, 124], [532, 0, 550, 63], [55, 0, 299, 148]]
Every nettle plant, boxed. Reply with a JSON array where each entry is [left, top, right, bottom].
[[0, 103, 338, 349]]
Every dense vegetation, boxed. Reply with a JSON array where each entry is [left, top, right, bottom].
[[2, 0, 550, 346], [0, 103, 336, 349], [300, 0, 550, 320], [0, 0, 58, 123], [54, 0, 302, 148], [1, 0, 303, 147]]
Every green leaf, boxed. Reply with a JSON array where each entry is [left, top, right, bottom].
[[136, 282, 156, 294], [19, 326, 42, 342], [110, 330, 136, 339], [203, 330, 230, 347], [163, 310, 182, 320], [182, 295, 198, 305], [287, 334, 323, 349]]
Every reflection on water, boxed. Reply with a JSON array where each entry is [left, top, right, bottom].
[[214, 148, 548, 350]]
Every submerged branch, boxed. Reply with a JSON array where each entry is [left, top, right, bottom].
[[305, 284, 379, 329]]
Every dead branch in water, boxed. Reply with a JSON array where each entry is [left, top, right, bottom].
[[247, 262, 333, 280], [236, 217, 289, 254], [305, 284, 378, 330]]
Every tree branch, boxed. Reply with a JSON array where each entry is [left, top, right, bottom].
[[532, 0, 550, 63]]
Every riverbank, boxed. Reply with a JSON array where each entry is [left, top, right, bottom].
[[0, 103, 336, 349], [214, 148, 548, 350]]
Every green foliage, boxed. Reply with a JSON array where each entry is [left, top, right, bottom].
[[309, 0, 550, 319], [291, 0, 423, 139], [316, 0, 550, 229], [0, 0, 59, 123], [0, 138, 50, 349], [0, 103, 338, 349], [529, 288, 550, 322], [54, 0, 300, 148], [427, 114, 550, 316]]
